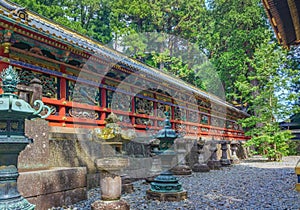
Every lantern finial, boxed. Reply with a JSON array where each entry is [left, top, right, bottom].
[[0, 65, 19, 94]]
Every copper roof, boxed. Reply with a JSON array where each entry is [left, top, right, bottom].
[[263, 0, 300, 47]]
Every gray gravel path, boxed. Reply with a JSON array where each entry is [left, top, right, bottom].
[[52, 156, 300, 210]]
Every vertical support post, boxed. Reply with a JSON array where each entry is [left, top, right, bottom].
[[131, 95, 135, 126], [153, 93, 158, 128], [59, 65, 66, 125], [171, 105, 175, 129], [100, 88, 106, 121]]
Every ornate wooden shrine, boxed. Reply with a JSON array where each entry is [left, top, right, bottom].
[[0, 0, 249, 141]]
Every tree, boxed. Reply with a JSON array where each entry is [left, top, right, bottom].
[[201, 0, 299, 160], [14, 0, 113, 43], [239, 42, 295, 160], [110, 0, 210, 90]]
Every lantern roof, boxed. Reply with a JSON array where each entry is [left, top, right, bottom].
[[155, 112, 178, 141], [0, 65, 52, 120]]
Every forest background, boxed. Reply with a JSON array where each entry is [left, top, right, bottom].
[[14, 0, 300, 160]]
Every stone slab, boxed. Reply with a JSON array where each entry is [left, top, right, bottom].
[[27, 187, 87, 210], [19, 118, 50, 171], [192, 163, 210, 172], [19, 167, 87, 197], [171, 165, 192, 175], [64, 187, 87, 206]]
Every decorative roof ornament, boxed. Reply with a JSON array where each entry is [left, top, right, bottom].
[[155, 111, 178, 141], [0, 0, 28, 20], [0, 65, 20, 94], [0, 65, 52, 119]]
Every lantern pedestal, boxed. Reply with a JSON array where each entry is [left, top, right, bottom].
[[207, 141, 222, 170], [220, 141, 231, 166], [92, 158, 129, 210], [230, 141, 240, 164], [0, 138, 35, 210], [171, 139, 192, 175], [146, 112, 187, 201], [192, 140, 210, 172], [146, 170, 187, 201]]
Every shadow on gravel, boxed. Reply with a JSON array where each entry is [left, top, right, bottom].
[[176, 162, 300, 209], [52, 157, 300, 209]]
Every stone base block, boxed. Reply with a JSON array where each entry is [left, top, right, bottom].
[[220, 159, 231, 167], [231, 158, 240, 164], [171, 165, 192, 175], [19, 167, 87, 209], [192, 163, 210, 172], [91, 199, 130, 210], [207, 160, 222, 170], [122, 183, 134, 194], [146, 190, 187, 201], [27, 188, 86, 209]]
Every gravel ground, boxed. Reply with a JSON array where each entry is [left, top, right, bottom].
[[52, 156, 300, 210]]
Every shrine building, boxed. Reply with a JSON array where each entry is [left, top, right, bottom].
[[0, 0, 249, 141]]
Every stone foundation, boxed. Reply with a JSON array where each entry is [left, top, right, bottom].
[[91, 200, 130, 210], [146, 190, 187, 201], [18, 167, 87, 209]]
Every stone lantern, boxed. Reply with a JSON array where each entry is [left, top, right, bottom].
[[146, 111, 187, 201], [91, 113, 136, 210], [0, 66, 51, 209]]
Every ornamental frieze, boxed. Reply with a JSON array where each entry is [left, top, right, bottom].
[[17, 68, 58, 98], [135, 97, 153, 115], [68, 81, 100, 105], [68, 108, 99, 120]]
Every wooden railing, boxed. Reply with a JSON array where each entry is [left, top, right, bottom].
[[42, 97, 249, 140], [0, 53, 249, 141]]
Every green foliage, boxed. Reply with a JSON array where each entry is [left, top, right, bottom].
[[245, 124, 293, 161], [14, 0, 113, 43], [201, 0, 300, 160], [109, 0, 210, 90], [287, 140, 299, 156]]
